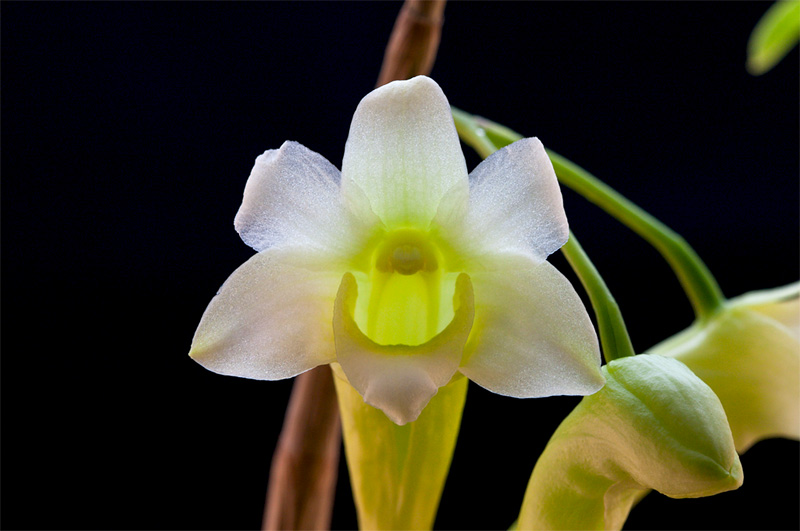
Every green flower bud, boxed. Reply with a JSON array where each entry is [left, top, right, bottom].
[[518, 354, 742, 531]]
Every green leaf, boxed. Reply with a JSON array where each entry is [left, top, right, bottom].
[[747, 0, 800, 75]]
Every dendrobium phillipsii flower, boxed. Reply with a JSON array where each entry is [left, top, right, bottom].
[[650, 282, 800, 452], [189, 76, 604, 425]]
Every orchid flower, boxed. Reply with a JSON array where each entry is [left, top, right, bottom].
[[650, 282, 800, 452], [189, 76, 604, 426]]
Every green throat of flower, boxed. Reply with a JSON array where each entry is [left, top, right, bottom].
[[352, 228, 461, 347], [331, 227, 474, 424]]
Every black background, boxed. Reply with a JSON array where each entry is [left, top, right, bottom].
[[2, 2, 798, 530]]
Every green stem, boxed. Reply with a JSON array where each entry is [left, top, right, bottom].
[[562, 233, 636, 361], [452, 108, 634, 361], [452, 107, 497, 159], [453, 108, 726, 322], [549, 152, 725, 322]]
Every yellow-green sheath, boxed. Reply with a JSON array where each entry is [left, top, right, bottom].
[[333, 367, 467, 530]]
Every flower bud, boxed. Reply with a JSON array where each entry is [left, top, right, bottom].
[[518, 354, 742, 531]]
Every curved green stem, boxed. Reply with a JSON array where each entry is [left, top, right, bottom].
[[549, 152, 725, 322], [452, 107, 726, 322], [452, 107, 498, 159], [562, 233, 636, 361], [452, 108, 635, 361]]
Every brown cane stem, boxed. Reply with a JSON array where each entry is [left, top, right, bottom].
[[263, 366, 341, 530], [263, 1, 447, 529], [377, 0, 447, 86]]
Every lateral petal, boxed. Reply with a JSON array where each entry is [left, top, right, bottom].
[[234, 141, 378, 265], [189, 248, 340, 380], [460, 260, 604, 397], [341, 76, 469, 229], [333, 272, 474, 425], [436, 137, 568, 266]]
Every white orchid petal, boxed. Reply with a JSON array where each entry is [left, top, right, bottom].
[[234, 141, 376, 263], [438, 137, 568, 265], [460, 260, 604, 397], [341, 76, 469, 229], [333, 272, 474, 425], [189, 248, 340, 380]]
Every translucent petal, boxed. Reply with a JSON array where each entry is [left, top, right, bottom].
[[332, 272, 474, 425], [436, 137, 568, 265], [189, 248, 340, 380], [460, 260, 604, 397], [341, 76, 469, 229], [234, 141, 378, 264]]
